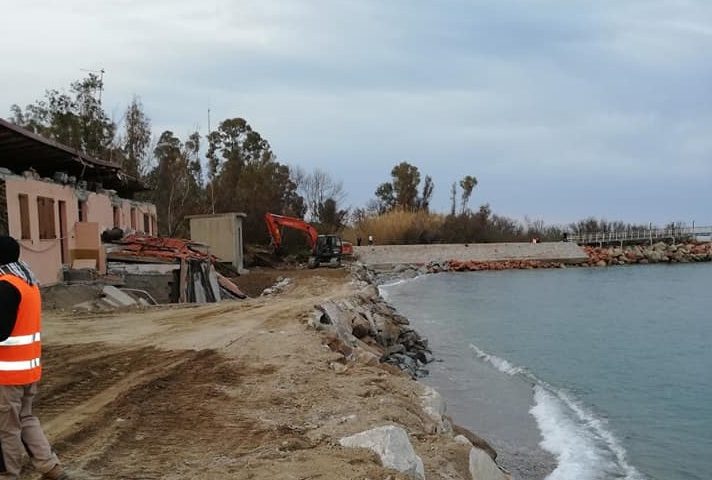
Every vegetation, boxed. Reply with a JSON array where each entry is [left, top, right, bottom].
[[10, 75, 310, 242], [8, 74, 674, 247]]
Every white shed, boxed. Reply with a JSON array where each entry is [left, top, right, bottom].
[[187, 212, 247, 272]]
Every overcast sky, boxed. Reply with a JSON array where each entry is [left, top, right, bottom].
[[2, 0, 711, 225]]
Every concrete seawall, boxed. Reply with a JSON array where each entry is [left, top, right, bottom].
[[354, 242, 588, 267]]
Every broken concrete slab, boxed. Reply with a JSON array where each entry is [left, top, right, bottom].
[[102, 285, 137, 307]]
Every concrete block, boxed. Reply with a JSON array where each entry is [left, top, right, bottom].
[[102, 285, 137, 307]]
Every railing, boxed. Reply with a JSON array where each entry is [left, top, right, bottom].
[[568, 226, 712, 245]]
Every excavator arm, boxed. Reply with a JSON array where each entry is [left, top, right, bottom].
[[264, 213, 319, 252]]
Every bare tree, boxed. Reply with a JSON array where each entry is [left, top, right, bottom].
[[299, 168, 346, 222]]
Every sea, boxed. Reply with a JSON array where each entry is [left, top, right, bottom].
[[380, 263, 712, 480]]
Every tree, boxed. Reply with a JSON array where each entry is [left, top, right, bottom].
[[207, 117, 305, 242], [373, 162, 428, 213], [391, 162, 421, 210], [459, 175, 478, 214], [318, 198, 349, 233], [121, 96, 151, 178], [298, 168, 346, 222], [450, 182, 457, 216], [11, 73, 115, 158], [374, 182, 395, 213], [144, 131, 203, 236], [418, 175, 434, 211]]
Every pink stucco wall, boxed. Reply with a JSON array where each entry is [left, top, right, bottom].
[[2, 174, 156, 286]]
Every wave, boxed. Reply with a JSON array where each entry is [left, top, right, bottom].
[[377, 274, 428, 300], [377, 278, 410, 298], [468, 344, 645, 480], [469, 344, 524, 376]]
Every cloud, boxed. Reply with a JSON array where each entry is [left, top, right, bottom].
[[1, 0, 711, 224]]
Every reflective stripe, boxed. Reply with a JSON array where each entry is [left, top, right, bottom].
[[0, 358, 41, 371], [0, 332, 41, 347]]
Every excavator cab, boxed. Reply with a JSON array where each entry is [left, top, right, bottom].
[[311, 234, 342, 268]]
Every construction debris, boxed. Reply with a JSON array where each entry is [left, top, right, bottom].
[[105, 234, 247, 304], [260, 277, 292, 296], [72, 285, 156, 312]]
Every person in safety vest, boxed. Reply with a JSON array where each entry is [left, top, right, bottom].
[[0, 236, 70, 480]]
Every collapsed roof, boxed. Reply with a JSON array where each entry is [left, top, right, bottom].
[[0, 118, 144, 195]]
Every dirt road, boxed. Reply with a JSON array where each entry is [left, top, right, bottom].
[[32, 269, 471, 479]]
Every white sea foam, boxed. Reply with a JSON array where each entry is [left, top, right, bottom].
[[377, 278, 409, 300], [536, 387, 646, 480], [377, 273, 428, 300], [468, 344, 524, 375], [469, 344, 646, 480]]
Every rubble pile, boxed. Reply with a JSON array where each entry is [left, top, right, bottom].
[[106, 234, 246, 303]]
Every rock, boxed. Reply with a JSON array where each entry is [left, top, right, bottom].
[[330, 361, 349, 373], [412, 349, 432, 365], [648, 251, 662, 263], [384, 343, 406, 356], [595, 260, 606, 267], [420, 385, 449, 433], [399, 330, 420, 348], [469, 447, 510, 480], [454, 435, 472, 446], [317, 302, 358, 345], [451, 423, 498, 461], [393, 264, 410, 273], [339, 425, 425, 480], [354, 349, 380, 366], [324, 333, 354, 358], [352, 315, 373, 338]]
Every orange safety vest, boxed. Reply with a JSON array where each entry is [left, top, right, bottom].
[[0, 274, 42, 385]]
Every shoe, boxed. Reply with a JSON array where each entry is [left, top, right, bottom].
[[42, 464, 71, 480]]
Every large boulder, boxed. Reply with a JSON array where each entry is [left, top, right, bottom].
[[316, 301, 358, 345], [468, 447, 511, 480], [420, 385, 451, 434], [340, 425, 425, 480]]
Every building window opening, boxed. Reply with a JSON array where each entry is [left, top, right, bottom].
[[18, 194, 31, 240], [143, 213, 150, 234], [37, 197, 56, 240], [78, 200, 88, 222], [113, 206, 120, 228]]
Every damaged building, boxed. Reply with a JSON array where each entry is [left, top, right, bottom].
[[0, 118, 156, 285]]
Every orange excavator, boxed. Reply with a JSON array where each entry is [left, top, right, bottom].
[[264, 213, 353, 268]]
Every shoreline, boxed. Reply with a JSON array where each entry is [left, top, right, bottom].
[[309, 263, 516, 479], [367, 265, 557, 480]]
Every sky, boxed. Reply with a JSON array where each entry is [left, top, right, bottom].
[[1, 0, 711, 226]]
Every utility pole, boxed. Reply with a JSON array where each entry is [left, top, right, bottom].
[[208, 107, 215, 214]]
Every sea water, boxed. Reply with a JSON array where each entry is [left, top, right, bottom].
[[381, 264, 712, 480]]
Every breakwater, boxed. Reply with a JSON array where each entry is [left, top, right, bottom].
[[354, 242, 588, 267], [583, 241, 712, 266], [363, 242, 712, 275]]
